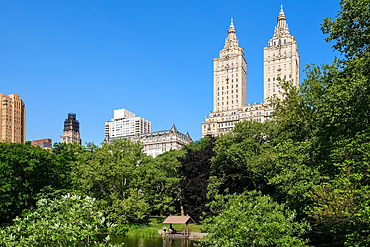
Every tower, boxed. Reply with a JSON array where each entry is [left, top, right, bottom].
[[213, 19, 247, 112], [263, 5, 299, 100], [61, 113, 81, 145], [0, 94, 26, 143]]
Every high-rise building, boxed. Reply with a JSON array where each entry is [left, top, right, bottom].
[[202, 6, 298, 138], [213, 19, 247, 112], [0, 94, 26, 143], [263, 5, 299, 100], [61, 113, 81, 145], [105, 108, 151, 142]]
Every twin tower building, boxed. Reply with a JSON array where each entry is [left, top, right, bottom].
[[202, 5, 299, 137]]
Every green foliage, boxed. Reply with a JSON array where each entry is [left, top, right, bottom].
[[210, 120, 272, 195], [138, 149, 185, 216], [200, 191, 310, 247], [321, 0, 370, 60], [72, 139, 151, 224], [312, 130, 370, 246], [178, 137, 216, 222], [0, 142, 75, 226], [0, 194, 122, 246], [125, 224, 159, 237]]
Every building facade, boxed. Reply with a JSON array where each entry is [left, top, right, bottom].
[[61, 113, 82, 144], [0, 93, 26, 143], [112, 125, 192, 158], [202, 5, 298, 138], [263, 5, 299, 100], [105, 108, 151, 142], [31, 138, 52, 151], [213, 18, 247, 112]]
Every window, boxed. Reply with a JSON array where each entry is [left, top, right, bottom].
[[268, 84, 270, 88], [274, 41, 276, 46], [284, 39, 286, 44], [279, 39, 281, 45], [236, 89, 238, 92], [236, 84, 238, 87], [289, 75, 292, 78], [273, 77, 275, 81], [273, 83, 275, 87], [268, 78, 270, 82], [236, 78, 238, 82], [236, 73, 238, 77]]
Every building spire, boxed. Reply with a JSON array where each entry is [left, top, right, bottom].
[[277, 4, 287, 28], [279, 4, 284, 15], [227, 18, 237, 41]]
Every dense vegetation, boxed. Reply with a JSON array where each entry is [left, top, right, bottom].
[[0, 0, 369, 246]]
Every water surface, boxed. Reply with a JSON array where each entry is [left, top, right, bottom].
[[111, 235, 198, 247]]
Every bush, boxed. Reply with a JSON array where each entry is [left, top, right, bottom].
[[200, 191, 310, 247], [0, 194, 122, 247]]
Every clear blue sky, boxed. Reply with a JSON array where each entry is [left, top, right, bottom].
[[0, 0, 341, 145]]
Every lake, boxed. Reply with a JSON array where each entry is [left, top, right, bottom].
[[110, 235, 199, 247]]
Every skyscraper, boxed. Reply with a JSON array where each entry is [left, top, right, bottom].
[[61, 113, 81, 145], [213, 19, 247, 112], [202, 5, 299, 137], [263, 5, 299, 100], [0, 94, 26, 143]]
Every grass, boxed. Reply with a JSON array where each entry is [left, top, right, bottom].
[[148, 217, 205, 233], [125, 224, 158, 237]]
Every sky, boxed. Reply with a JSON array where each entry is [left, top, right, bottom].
[[0, 0, 342, 145]]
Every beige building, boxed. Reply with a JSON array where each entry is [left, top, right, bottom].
[[264, 5, 299, 100], [214, 18, 247, 112], [110, 125, 192, 158], [202, 102, 273, 137], [202, 5, 299, 138], [0, 94, 26, 143]]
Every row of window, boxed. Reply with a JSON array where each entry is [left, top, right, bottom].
[[217, 100, 239, 106], [267, 74, 291, 82]]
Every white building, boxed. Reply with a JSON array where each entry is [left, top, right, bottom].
[[105, 108, 151, 142]]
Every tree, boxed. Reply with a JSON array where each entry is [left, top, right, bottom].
[[210, 121, 272, 195], [137, 149, 185, 216], [200, 191, 310, 247], [178, 137, 215, 222], [72, 139, 151, 224], [321, 0, 370, 60], [0, 142, 74, 226]]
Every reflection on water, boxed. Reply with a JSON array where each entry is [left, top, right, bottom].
[[110, 235, 198, 247]]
